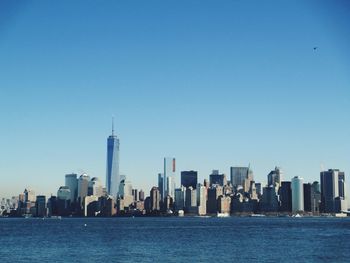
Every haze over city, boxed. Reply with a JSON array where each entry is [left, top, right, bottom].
[[1, 1, 350, 199]]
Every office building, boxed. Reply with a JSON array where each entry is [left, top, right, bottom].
[[132, 189, 138, 202], [174, 186, 186, 211], [207, 185, 223, 214], [158, 173, 164, 199], [65, 173, 78, 203], [279, 181, 292, 212], [230, 166, 253, 187], [303, 183, 312, 212], [167, 176, 175, 200], [181, 171, 198, 189], [260, 186, 279, 212], [185, 187, 197, 213], [106, 121, 120, 198], [164, 157, 176, 198], [311, 181, 321, 214], [119, 179, 133, 208], [139, 190, 145, 201], [150, 187, 160, 212], [267, 167, 282, 188], [88, 177, 103, 197], [218, 196, 231, 214], [320, 169, 346, 213], [291, 176, 304, 213], [35, 195, 46, 217], [209, 170, 227, 187], [197, 184, 207, 215], [78, 174, 90, 205]]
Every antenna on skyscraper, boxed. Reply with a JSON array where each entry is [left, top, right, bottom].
[[112, 116, 114, 136]]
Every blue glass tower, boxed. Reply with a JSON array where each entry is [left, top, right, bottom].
[[106, 120, 120, 198]]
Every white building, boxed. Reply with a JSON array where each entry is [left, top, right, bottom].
[[291, 176, 304, 213]]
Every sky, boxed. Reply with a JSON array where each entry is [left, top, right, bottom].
[[0, 0, 350, 199]]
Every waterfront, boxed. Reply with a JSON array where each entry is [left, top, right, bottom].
[[0, 217, 349, 262]]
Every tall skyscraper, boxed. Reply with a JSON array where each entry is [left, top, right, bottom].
[[158, 173, 164, 199], [267, 167, 282, 188], [279, 181, 292, 212], [230, 166, 253, 187], [78, 174, 90, 205], [303, 183, 312, 212], [181, 170, 198, 189], [65, 173, 78, 202], [320, 169, 346, 213], [291, 176, 304, 213], [106, 120, 120, 198], [164, 157, 176, 198]]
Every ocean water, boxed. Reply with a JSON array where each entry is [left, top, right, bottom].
[[0, 217, 349, 262]]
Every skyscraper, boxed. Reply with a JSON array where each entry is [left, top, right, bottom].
[[164, 157, 176, 198], [230, 166, 253, 187], [158, 173, 164, 199], [106, 120, 120, 198], [65, 173, 78, 202], [320, 169, 346, 213], [181, 170, 198, 189], [291, 176, 304, 213], [267, 167, 282, 188], [209, 170, 227, 187], [279, 181, 292, 212]]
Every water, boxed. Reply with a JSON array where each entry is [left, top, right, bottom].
[[0, 217, 349, 262]]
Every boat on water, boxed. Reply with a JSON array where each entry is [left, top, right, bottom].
[[292, 214, 302, 218], [250, 214, 266, 217], [217, 212, 230, 218]]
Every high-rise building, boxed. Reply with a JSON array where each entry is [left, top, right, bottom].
[[174, 186, 186, 211], [164, 157, 176, 198], [106, 121, 120, 198], [158, 173, 164, 199], [209, 170, 227, 187], [139, 190, 145, 201], [267, 167, 282, 187], [197, 184, 207, 215], [132, 189, 138, 202], [181, 171, 198, 189], [35, 195, 46, 217], [279, 181, 292, 212], [230, 167, 253, 187], [65, 173, 78, 202], [150, 187, 160, 212], [260, 186, 279, 212], [320, 169, 346, 213], [291, 176, 304, 213], [78, 174, 90, 205], [311, 181, 321, 214], [119, 179, 133, 208], [185, 187, 197, 213], [88, 177, 103, 197], [303, 183, 312, 212], [207, 185, 223, 214], [218, 196, 231, 214], [167, 176, 175, 200]]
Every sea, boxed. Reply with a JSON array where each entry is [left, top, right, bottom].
[[0, 216, 349, 263]]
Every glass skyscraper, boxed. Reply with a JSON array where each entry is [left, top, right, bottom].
[[164, 157, 176, 199], [106, 123, 120, 198]]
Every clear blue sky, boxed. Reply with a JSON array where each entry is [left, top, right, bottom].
[[1, 0, 349, 198]]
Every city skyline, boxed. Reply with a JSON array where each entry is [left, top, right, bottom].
[[1, 1, 350, 197]]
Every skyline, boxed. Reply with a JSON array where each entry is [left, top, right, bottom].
[[1, 1, 350, 197]]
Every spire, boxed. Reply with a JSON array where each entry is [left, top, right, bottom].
[[112, 116, 114, 136]]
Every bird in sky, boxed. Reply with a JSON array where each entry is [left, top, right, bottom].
[[313, 47, 318, 50]]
